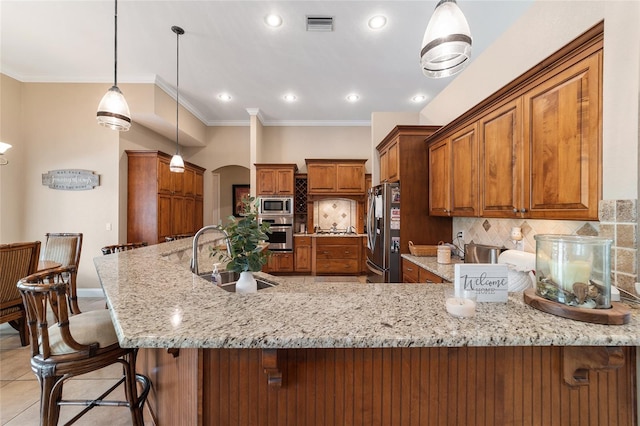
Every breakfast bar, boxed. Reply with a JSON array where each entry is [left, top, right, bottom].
[[94, 238, 639, 425]]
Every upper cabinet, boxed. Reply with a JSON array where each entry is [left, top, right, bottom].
[[427, 22, 603, 221], [126, 150, 205, 244], [255, 164, 297, 196], [428, 122, 479, 217], [305, 159, 366, 195]]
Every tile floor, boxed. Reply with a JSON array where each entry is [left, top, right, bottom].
[[1, 276, 366, 425]]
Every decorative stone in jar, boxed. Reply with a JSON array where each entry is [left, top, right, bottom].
[[534, 234, 612, 309]]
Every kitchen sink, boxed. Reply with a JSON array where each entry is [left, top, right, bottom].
[[198, 270, 278, 292]]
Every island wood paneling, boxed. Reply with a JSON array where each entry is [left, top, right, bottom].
[[140, 346, 636, 425]]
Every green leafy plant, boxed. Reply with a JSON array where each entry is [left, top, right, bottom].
[[209, 196, 271, 272]]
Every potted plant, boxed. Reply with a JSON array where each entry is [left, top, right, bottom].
[[209, 196, 270, 293]]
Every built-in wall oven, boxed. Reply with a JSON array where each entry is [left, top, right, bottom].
[[258, 215, 293, 252]]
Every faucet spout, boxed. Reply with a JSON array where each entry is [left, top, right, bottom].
[[191, 225, 230, 275]]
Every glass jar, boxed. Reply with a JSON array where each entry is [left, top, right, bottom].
[[534, 234, 612, 309]]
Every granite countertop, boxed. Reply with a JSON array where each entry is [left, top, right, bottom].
[[94, 237, 640, 350]]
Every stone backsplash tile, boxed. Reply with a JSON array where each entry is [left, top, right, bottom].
[[452, 199, 638, 293], [313, 199, 357, 231]]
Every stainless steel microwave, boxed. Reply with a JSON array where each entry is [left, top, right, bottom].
[[258, 197, 294, 215]]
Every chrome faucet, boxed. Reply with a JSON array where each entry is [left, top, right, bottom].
[[191, 225, 230, 275]]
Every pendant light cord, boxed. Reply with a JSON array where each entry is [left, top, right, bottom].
[[175, 28, 179, 151], [114, 0, 118, 87]]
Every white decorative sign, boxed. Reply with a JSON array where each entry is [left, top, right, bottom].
[[42, 169, 100, 191], [455, 264, 509, 302]]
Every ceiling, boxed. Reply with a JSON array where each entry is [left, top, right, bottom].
[[1, 1, 533, 127]]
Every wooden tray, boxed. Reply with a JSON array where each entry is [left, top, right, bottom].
[[523, 288, 631, 325]]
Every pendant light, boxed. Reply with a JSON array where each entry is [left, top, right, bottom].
[[97, 0, 131, 131], [0, 142, 12, 166], [169, 25, 185, 173], [420, 0, 472, 79]]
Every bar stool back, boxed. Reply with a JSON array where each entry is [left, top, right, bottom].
[[18, 266, 150, 426]]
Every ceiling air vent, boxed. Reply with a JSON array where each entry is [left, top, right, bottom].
[[306, 16, 334, 32]]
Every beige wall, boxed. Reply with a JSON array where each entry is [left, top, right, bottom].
[[260, 126, 371, 173], [419, 0, 640, 201], [0, 75, 24, 243]]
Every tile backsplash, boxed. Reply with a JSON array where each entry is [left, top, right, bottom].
[[452, 199, 638, 295], [313, 199, 357, 231]]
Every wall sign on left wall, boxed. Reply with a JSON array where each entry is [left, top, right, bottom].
[[42, 169, 100, 191]]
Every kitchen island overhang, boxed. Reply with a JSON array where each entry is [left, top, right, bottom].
[[94, 238, 639, 425]]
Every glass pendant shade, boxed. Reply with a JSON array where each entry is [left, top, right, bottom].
[[97, 86, 131, 131], [420, 0, 472, 78], [169, 154, 185, 173]]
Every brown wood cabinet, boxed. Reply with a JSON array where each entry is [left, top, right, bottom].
[[427, 24, 603, 221], [402, 258, 448, 283], [376, 126, 452, 254], [306, 159, 366, 195], [379, 139, 399, 182], [294, 235, 311, 272], [314, 236, 361, 275], [255, 164, 297, 196], [263, 252, 293, 273], [428, 122, 479, 217], [126, 150, 205, 244]]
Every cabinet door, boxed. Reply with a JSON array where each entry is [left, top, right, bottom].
[[276, 169, 294, 195], [184, 197, 195, 234], [379, 149, 389, 182], [158, 195, 172, 243], [450, 123, 479, 216], [307, 164, 337, 193], [402, 259, 419, 283], [386, 141, 399, 182], [194, 172, 204, 197], [294, 236, 311, 272], [171, 170, 184, 195], [183, 168, 195, 196], [336, 164, 365, 193], [480, 99, 523, 217], [171, 196, 186, 235], [158, 159, 172, 194], [428, 139, 451, 216], [257, 169, 277, 195], [524, 53, 601, 220]]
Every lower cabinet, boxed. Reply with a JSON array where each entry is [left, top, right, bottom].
[[294, 236, 311, 272], [263, 252, 293, 274], [402, 258, 448, 283], [315, 237, 361, 275]]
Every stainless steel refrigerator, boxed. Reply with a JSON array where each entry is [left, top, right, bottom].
[[366, 182, 401, 283]]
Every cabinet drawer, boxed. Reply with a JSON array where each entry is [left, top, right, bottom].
[[295, 236, 312, 246], [402, 259, 420, 283], [419, 268, 447, 284], [316, 259, 360, 274], [316, 245, 358, 259]]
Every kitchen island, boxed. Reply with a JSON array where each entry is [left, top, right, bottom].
[[95, 238, 639, 425]]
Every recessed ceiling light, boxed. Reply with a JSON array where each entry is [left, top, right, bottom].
[[283, 94, 297, 102], [346, 94, 360, 102], [218, 93, 232, 101], [264, 14, 283, 28], [412, 95, 427, 103], [368, 15, 387, 30]]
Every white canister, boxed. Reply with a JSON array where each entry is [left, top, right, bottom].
[[437, 245, 451, 264]]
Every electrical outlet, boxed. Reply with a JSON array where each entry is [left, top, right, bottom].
[[456, 231, 464, 240]]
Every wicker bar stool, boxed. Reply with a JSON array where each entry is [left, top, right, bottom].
[[41, 233, 82, 314], [18, 266, 150, 426], [100, 242, 148, 255]]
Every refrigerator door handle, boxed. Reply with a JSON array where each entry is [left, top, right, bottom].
[[367, 191, 376, 251], [367, 259, 384, 276]]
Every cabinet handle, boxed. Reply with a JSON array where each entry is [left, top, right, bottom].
[[344, 251, 350, 254], [520, 208, 527, 213], [513, 208, 518, 213], [323, 251, 329, 254], [407, 267, 414, 271]]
